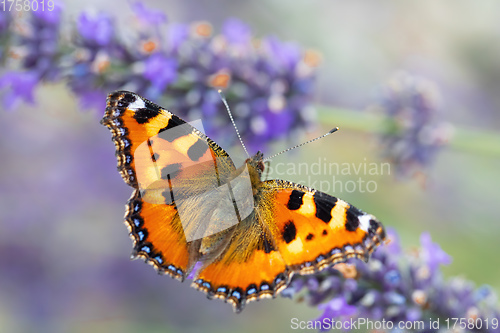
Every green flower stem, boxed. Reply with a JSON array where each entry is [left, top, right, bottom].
[[317, 105, 500, 157]]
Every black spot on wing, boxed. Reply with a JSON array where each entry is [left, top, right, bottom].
[[187, 139, 208, 161], [133, 107, 161, 124], [160, 117, 179, 131], [161, 163, 182, 180], [107, 91, 122, 102], [283, 220, 297, 244], [117, 92, 136, 107], [322, 229, 328, 236], [287, 190, 304, 210], [369, 219, 378, 234], [345, 205, 363, 232], [313, 192, 337, 223], [306, 233, 314, 241], [158, 117, 187, 142]]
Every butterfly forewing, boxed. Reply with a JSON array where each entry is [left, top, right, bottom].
[[102, 91, 240, 279]]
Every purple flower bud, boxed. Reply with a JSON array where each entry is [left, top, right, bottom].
[[222, 18, 252, 45], [420, 232, 452, 272], [168, 23, 189, 51], [263, 36, 301, 73], [131, 2, 167, 26], [0, 71, 39, 110], [32, 2, 62, 26], [385, 227, 402, 255], [143, 53, 178, 92], [317, 297, 357, 322], [384, 269, 402, 289], [77, 12, 114, 47]]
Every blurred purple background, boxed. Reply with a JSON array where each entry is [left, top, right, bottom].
[[1, 1, 499, 332]]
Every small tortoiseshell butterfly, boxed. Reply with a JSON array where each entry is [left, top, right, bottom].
[[101, 91, 386, 312]]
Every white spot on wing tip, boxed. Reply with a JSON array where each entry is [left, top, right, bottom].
[[359, 214, 372, 232], [128, 97, 146, 111]]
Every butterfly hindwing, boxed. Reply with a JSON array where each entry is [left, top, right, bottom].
[[259, 180, 386, 274], [192, 210, 289, 313], [192, 177, 386, 312], [125, 189, 191, 280]]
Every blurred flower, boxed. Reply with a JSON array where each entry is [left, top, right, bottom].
[[32, 3, 63, 26], [143, 53, 178, 94], [131, 1, 167, 26], [420, 231, 452, 273], [283, 228, 500, 332], [263, 36, 302, 73], [0, 71, 38, 110], [168, 23, 190, 51], [67, 11, 117, 110], [0, 4, 317, 153], [222, 18, 252, 45], [374, 72, 454, 178], [77, 12, 114, 47], [0, 3, 62, 110], [316, 297, 357, 330], [21, 2, 62, 80]]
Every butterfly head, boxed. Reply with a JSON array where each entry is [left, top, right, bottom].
[[241, 151, 266, 191], [246, 151, 265, 172]]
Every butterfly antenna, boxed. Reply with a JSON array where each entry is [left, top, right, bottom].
[[218, 90, 250, 158], [263, 127, 339, 162]]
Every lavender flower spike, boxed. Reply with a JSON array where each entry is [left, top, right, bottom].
[[1, 2, 318, 152], [284, 228, 500, 332], [374, 72, 454, 178]]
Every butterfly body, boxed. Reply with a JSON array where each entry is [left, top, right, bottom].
[[101, 91, 386, 312]]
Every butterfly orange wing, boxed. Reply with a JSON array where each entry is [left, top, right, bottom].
[[260, 180, 386, 274], [101, 91, 236, 280], [192, 209, 289, 312], [192, 178, 385, 312]]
